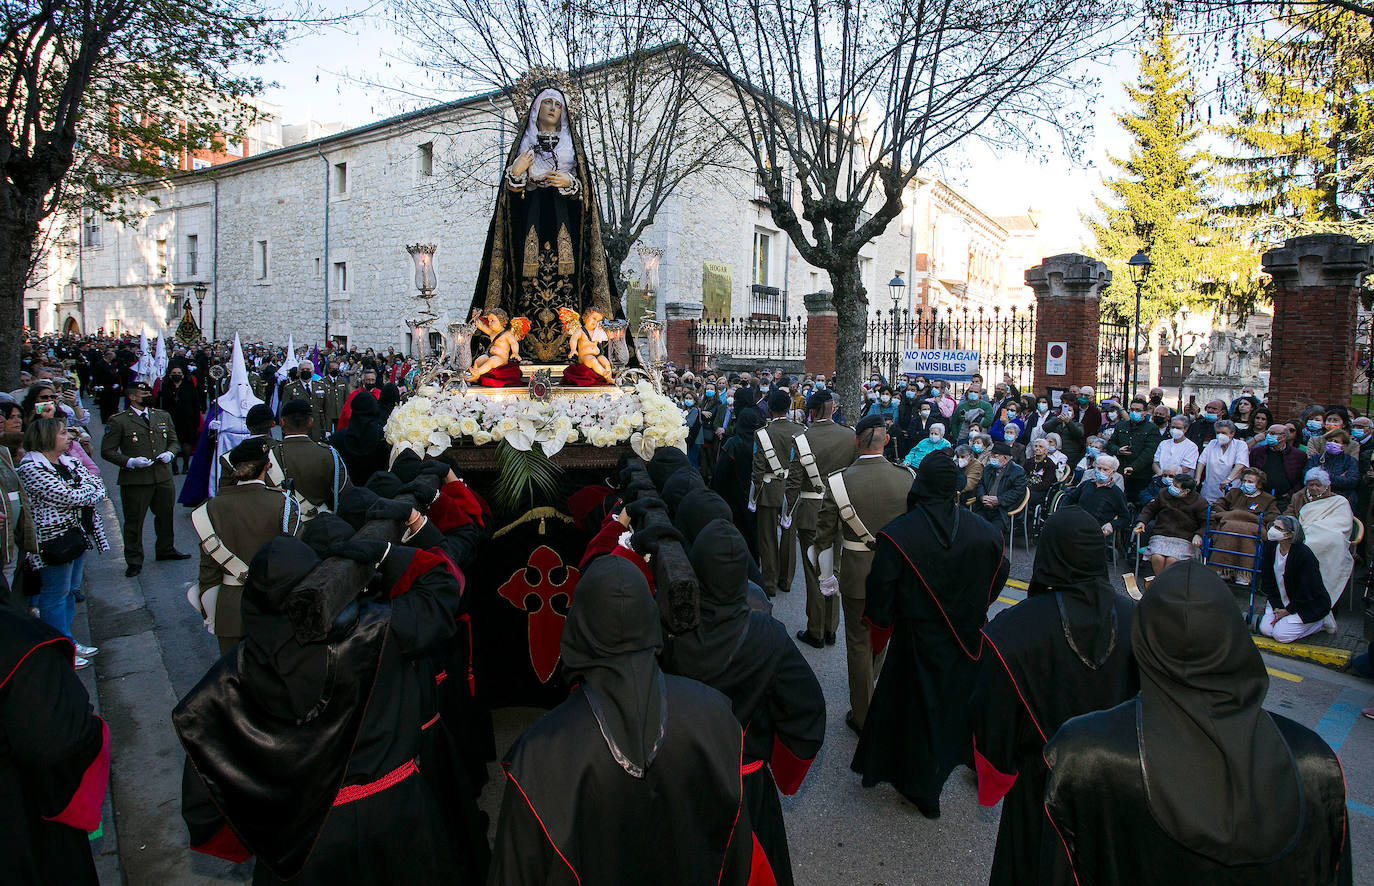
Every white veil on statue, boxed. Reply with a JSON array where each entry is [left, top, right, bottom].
[[519, 88, 576, 180]]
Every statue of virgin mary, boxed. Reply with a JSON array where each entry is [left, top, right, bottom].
[[470, 78, 623, 365]]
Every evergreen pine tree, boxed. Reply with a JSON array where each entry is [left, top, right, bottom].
[[1216, 8, 1374, 223], [1088, 17, 1214, 324]]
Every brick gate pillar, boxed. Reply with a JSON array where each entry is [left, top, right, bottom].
[[664, 300, 703, 370], [803, 291, 837, 377], [1262, 234, 1372, 420], [1025, 254, 1110, 395]]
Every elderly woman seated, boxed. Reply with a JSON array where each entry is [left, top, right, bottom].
[[1059, 454, 1129, 555], [904, 420, 951, 469], [953, 443, 983, 508], [1072, 435, 1107, 485], [1207, 466, 1280, 587], [1134, 473, 1207, 576], [1285, 467, 1355, 611], [1257, 515, 1337, 641]]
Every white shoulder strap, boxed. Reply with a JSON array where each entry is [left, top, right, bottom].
[[794, 435, 823, 493], [191, 503, 251, 584], [755, 427, 784, 475], [829, 471, 875, 546]]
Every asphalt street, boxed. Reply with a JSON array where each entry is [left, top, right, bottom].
[[72, 414, 1374, 885]]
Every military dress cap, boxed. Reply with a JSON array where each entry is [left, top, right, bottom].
[[228, 437, 273, 467], [806, 390, 833, 411], [128, 380, 152, 394], [855, 414, 887, 435], [246, 404, 277, 426], [280, 398, 313, 419]]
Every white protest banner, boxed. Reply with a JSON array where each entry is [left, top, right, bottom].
[[899, 349, 979, 381]]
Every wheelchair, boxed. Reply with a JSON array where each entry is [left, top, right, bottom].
[[1197, 504, 1266, 621]]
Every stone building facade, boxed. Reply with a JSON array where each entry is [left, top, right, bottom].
[[28, 81, 1047, 349]]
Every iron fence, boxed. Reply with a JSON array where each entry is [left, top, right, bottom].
[[861, 306, 1039, 391], [685, 307, 1131, 396], [686, 315, 808, 370]]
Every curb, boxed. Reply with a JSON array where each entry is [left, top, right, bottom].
[[1253, 635, 1353, 669]]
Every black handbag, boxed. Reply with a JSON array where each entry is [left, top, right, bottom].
[[39, 526, 87, 566]]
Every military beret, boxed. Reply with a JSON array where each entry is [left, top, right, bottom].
[[280, 398, 313, 419], [228, 437, 272, 467], [855, 414, 886, 435], [246, 404, 277, 427], [806, 389, 833, 411]]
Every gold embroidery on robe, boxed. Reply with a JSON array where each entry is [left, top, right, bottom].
[[557, 222, 575, 276]]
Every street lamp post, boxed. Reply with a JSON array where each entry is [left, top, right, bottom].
[[1126, 249, 1153, 400], [193, 283, 208, 335], [888, 271, 905, 381]]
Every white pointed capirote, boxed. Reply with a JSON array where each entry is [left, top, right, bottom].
[[218, 333, 263, 419], [135, 329, 155, 381], [154, 332, 169, 379]]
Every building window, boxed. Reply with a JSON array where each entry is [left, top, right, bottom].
[[26, 309, 37, 329], [82, 213, 101, 248], [333, 161, 348, 194], [334, 261, 348, 293], [225, 138, 242, 157], [752, 229, 772, 286], [255, 239, 269, 280], [315, 257, 321, 276], [192, 158, 211, 170], [186, 234, 198, 276], [418, 142, 433, 176], [156, 239, 168, 279]]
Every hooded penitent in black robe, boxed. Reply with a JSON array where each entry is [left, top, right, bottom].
[[712, 407, 766, 560], [491, 557, 771, 886], [0, 609, 110, 886], [664, 519, 826, 886], [1043, 561, 1352, 886], [970, 506, 1138, 886], [850, 450, 1008, 818], [175, 537, 478, 885], [674, 487, 772, 611], [329, 391, 390, 487]]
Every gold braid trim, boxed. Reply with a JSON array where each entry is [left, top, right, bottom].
[[557, 222, 575, 276]]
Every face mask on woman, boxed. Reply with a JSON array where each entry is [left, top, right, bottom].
[[1106, 410, 1118, 421], [1129, 410, 1142, 422], [1241, 481, 1258, 495], [1216, 433, 1232, 445], [1004, 429, 1017, 442], [929, 432, 942, 443], [1161, 476, 1174, 487], [1170, 427, 1185, 440], [905, 390, 915, 399], [972, 442, 984, 454], [956, 457, 969, 468], [684, 398, 694, 407], [1086, 446, 1100, 459], [1095, 469, 1112, 483], [1037, 402, 1049, 414], [880, 395, 891, 405], [726, 397, 735, 407], [1325, 441, 1343, 455], [1046, 443, 1057, 453], [967, 391, 979, 402], [1306, 419, 1322, 432], [705, 390, 715, 398], [1267, 525, 1287, 542], [1167, 484, 1185, 497], [920, 409, 931, 419]]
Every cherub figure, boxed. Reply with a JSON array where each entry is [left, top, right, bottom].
[[559, 306, 614, 382], [467, 308, 531, 382]]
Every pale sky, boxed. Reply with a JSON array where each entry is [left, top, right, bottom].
[[255, 3, 1138, 254]]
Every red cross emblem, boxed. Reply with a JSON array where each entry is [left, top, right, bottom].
[[498, 545, 579, 683]]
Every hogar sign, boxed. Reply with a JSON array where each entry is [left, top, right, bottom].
[[899, 349, 980, 381]]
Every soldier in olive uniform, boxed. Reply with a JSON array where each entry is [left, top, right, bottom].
[[828, 414, 913, 732], [189, 438, 302, 653], [785, 390, 856, 648], [280, 360, 327, 441], [215, 404, 277, 492], [753, 389, 804, 597], [100, 380, 189, 577], [275, 399, 351, 519], [322, 359, 351, 434]]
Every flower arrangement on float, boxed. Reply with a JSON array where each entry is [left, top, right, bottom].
[[384, 381, 688, 461]]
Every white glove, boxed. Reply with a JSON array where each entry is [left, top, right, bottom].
[[157, 451, 174, 463], [207, 418, 221, 432], [126, 456, 154, 469], [779, 513, 793, 530], [200, 584, 219, 634], [747, 500, 757, 513]]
